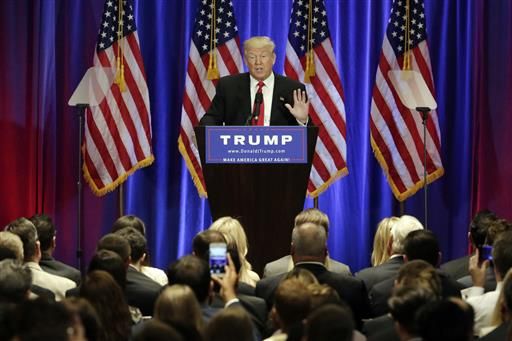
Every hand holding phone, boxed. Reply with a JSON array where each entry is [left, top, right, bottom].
[[209, 242, 227, 277]]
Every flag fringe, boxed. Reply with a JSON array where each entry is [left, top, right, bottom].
[[83, 154, 155, 197], [178, 135, 208, 198], [307, 166, 349, 198], [370, 136, 444, 202]]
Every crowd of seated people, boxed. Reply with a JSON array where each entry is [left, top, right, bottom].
[[0, 208, 511, 340]]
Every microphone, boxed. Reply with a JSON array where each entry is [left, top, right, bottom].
[[246, 92, 264, 125]]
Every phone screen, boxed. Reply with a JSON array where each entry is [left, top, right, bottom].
[[479, 245, 493, 262], [209, 243, 227, 276]]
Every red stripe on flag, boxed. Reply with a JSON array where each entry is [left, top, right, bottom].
[[179, 128, 206, 189], [217, 43, 239, 75], [83, 146, 105, 190], [313, 42, 345, 99]]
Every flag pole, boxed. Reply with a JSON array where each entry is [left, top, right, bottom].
[[118, 183, 124, 217]]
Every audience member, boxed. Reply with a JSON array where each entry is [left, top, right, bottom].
[[0, 259, 32, 303], [263, 208, 351, 278], [441, 209, 497, 281], [111, 228, 162, 316], [371, 216, 399, 267], [209, 216, 260, 286], [192, 229, 227, 261], [266, 278, 311, 341], [303, 304, 355, 341], [416, 297, 474, 341], [6, 217, 76, 300], [0, 231, 24, 261], [363, 260, 441, 341], [387, 287, 437, 341], [30, 214, 81, 285], [284, 267, 319, 286], [80, 270, 132, 341], [356, 215, 423, 290], [62, 297, 101, 341], [96, 232, 131, 265], [153, 284, 204, 341], [369, 230, 463, 316], [463, 229, 512, 335], [256, 221, 370, 328], [204, 306, 253, 341], [479, 268, 512, 339], [111, 214, 168, 285]]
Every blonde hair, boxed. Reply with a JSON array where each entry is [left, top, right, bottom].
[[294, 209, 329, 233], [243, 36, 275, 53], [209, 217, 259, 285], [371, 217, 398, 266], [154, 284, 203, 333], [391, 215, 424, 254]]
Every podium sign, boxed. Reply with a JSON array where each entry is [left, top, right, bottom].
[[205, 126, 307, 164]]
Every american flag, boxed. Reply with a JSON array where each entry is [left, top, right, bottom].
[[178, 0, 243, 196], [83, 0, 153, 196], [285, 0, 348, 197], [370, 0, 443, 201]]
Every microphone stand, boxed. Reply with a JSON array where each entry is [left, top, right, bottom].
[[416, 106, 430, 230], [246, 93, 263, 125]]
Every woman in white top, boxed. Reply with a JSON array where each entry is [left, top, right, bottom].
[[209, 216, 260, 286]]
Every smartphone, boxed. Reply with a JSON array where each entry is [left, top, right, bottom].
[[479, 245, 493, 262], [209, 242, 227, 277]]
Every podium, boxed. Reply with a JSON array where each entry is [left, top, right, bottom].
[[195, 126, 318, 274]]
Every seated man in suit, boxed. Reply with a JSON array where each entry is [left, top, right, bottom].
[[256, 221, 370, 328], [263, 208, 351, 278], [199, 36, 309, 126], [114, 227, 162, 317], [356, 215, 423, 291], [369, 230, 464, 316], [30, 214, 81, 285], [6, 218, 76, 301]]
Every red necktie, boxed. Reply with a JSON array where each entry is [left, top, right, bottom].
[[254, 81, 265, 126]]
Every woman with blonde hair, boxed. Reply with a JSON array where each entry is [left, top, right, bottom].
[[209, 217, 260, 286], [154, 284, 203, 341], [371, 216, 399, 266]]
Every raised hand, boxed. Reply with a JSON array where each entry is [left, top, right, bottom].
[[285, 89, 309, 124]]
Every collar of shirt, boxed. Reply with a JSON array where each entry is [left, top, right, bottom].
[[250, 72, 275, 126]]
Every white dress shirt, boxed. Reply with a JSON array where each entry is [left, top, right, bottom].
[[461, 281, 503, 335], [249, 73, 275, 126]]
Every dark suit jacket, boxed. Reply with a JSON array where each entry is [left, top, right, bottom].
[[256, 262, 371, 328], [368, 269, 464, 317], [125, 266, 162, 316], [40, 255, 81, 285], [440, 255, 470, 280], [356, 256, 405, 291], [363, 314, 400, 341], [199, 72, 307, 126], [262, 254, 352, 278], [479, 322, 510, 341]]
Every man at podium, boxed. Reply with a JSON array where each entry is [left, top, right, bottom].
[[199, 36, 309, 126]]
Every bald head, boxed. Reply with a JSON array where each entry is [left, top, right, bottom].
[[291, 222, 327, 263]]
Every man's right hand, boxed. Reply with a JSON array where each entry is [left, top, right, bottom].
[[469, 248, 489, 288]]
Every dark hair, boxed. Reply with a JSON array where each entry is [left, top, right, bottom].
[[114, 227, 147, 262], [389, 287, 437, 335], [29, 214, 55, 252], [403, 230, 440, 266], [470, 209, 497, 247], [305, 304, 354, 341], [96, 233, 131, 263], [80, 270, 132, 341], [192, 230, 226, 262], [88, 250, 127, 290], [205, 306, 253, 341], [133, 319, 184, 341], [112, 215, 146, 236], [5, 218, 38, 261], [62, 297, 101, 341], [486, 218, 512, 246], [167, 255, 211, 303], [416, 298, 474, 341], [274, 278, 311, 329], [396, 260, 442, 298], [493, 231, 512, 277]]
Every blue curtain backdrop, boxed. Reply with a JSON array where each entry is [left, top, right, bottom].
[[0, 0, 487, 272]]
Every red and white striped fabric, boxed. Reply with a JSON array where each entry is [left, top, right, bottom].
[[370, 0, 443, 201], [83, 0, 153, 196], [285, 0, 348, 197], [178, 0, 243, 196]]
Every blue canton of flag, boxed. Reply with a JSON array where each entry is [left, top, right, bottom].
[[96, 0, 137, 51], [192, 0, 239, 57], [386, 0, 427, 55]]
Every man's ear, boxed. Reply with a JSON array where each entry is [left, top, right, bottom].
[[403, 254, 409, 263], [51, 236, 56, 249], [387, 236, 394, 256], [437, 251, 442, 267]]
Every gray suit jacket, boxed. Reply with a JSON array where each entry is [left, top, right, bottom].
[[262, 254, 351, 278]]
